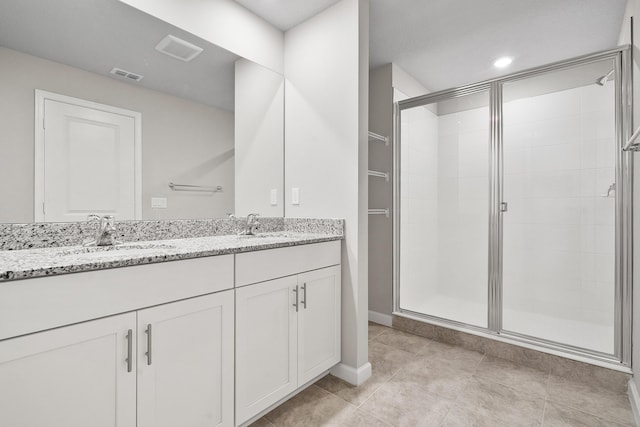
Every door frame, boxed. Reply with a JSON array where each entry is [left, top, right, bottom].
[[34, 89, 142, 221]]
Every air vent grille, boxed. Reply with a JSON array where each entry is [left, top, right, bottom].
[[110, 67, 144, 82], [155, 35, 203, 62]]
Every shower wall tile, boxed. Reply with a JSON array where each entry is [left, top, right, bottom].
[[456, 106, 488, 132], [581, 83, 615, 113]]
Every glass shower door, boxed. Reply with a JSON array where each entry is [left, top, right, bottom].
[[501, 59, 617, 354], [398, 90, 490, 328]]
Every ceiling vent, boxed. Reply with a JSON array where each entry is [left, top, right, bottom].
[[155, 35, 203, 62], [110, 67, 144, 82]]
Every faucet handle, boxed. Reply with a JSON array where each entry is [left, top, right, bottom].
[[87, 214, 101, 222], [101, 215, 116, 230]]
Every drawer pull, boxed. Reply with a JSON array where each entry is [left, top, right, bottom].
[[301, 283, 307, 309], [293, 286, 299, 312], [145, 324, 152, 365], [125, 329, 133, 373]]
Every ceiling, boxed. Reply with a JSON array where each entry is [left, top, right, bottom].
[[234, 0, 341, 31], [0, 0, 238, 111], [237, 0, 629, 93], [0, 0, 628, 110]]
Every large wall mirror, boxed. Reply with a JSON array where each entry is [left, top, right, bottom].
[[0, 0, 284, 223]]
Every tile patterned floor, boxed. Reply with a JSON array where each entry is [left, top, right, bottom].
[[251, 322, 636, 427]]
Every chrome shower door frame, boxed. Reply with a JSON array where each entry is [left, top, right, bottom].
[[392, 46, 633, 368]]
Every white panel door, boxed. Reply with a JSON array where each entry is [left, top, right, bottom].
[[137, 291, 234, 427], [297, 266, 341, 385], [235, 276, 298, 425], [0, 313, 136, 427], [42, 98, 137, 221]]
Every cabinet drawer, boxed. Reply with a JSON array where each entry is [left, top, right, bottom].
[[0, 255, 234, 341], [235, 241, 341, 287]]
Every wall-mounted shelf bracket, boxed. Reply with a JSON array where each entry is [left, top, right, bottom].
[[368, 131, 389, 146], [368, 170, 389, 181], [368, 208, 389, 218]]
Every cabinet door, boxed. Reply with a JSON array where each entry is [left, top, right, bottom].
[[298, 266, 341, 385], [137, 291, 234, 427], [0, 313, 137, 427], [235, 276, 298, 425]]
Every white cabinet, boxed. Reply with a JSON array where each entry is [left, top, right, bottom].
[[235, 265, 341, 426], [137, 290, 235, 427], [0, 291, 235, 427], [0, 313, 137, 427], [235, 276, 299, 425], [0, 240, 340, 427], [297, 266, 341, 384]]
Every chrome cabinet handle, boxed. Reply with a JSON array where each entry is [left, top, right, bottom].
[[301, 283, 307, 309], [293, 285, 299, 312], [145, 324, 152, 365], [125, 329, 133, 373]]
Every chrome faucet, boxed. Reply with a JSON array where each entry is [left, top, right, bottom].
[[85, 215, 119, 246], [239, 213, 260, 236]]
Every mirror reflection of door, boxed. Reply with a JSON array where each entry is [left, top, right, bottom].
[[35, 91, 142, 222]]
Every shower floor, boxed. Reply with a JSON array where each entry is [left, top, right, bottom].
[[402, 294, 613, 355]]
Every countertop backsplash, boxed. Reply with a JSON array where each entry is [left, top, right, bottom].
[[0, 218, 344, 251]]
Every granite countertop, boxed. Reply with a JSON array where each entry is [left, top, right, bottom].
[[0, 232, 343, 282]]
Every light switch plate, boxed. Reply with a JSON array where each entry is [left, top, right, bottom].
[[270, 189, 277, 206], [291, 188, 300, 205], [151, 197, 167, 209]]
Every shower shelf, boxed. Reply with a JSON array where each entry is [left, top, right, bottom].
[[368, 170, 389, 181], [368, 131, 389, 146], [368, 208, 389, 218]]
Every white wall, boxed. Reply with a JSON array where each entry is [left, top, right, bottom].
[[284, 0, 370, 384], [398, 101, 440, 311], [234, 59, 284, 217], [502, 85, 616, 333], [398, 99, 490, 328], [118, 0, 284, 73], [436, 106, 489, 309], [0, 47, 234, 223]]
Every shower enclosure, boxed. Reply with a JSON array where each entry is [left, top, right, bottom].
[[393, 47, 632, 366]]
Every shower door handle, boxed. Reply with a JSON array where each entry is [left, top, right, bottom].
[[500, 202, 508, 212]]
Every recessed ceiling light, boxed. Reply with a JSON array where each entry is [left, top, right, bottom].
[[493, 57, 513, 68]]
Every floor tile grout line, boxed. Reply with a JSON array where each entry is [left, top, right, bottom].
[[312, 383, 362, 411], [544, 396, 633, 426], [540, 398, 548, 427]]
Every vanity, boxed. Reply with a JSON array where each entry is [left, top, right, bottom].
[[0, 226, 342, 427]]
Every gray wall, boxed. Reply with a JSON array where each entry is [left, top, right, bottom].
[[368, 64, 393, 319], [0, 47, 234, 223], [368, 64, 430, 321]]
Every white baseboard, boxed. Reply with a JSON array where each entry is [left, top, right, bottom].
[[368, 310, 392, 327], [629, 379, 640, 426], [330, 361, 372, 386]]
